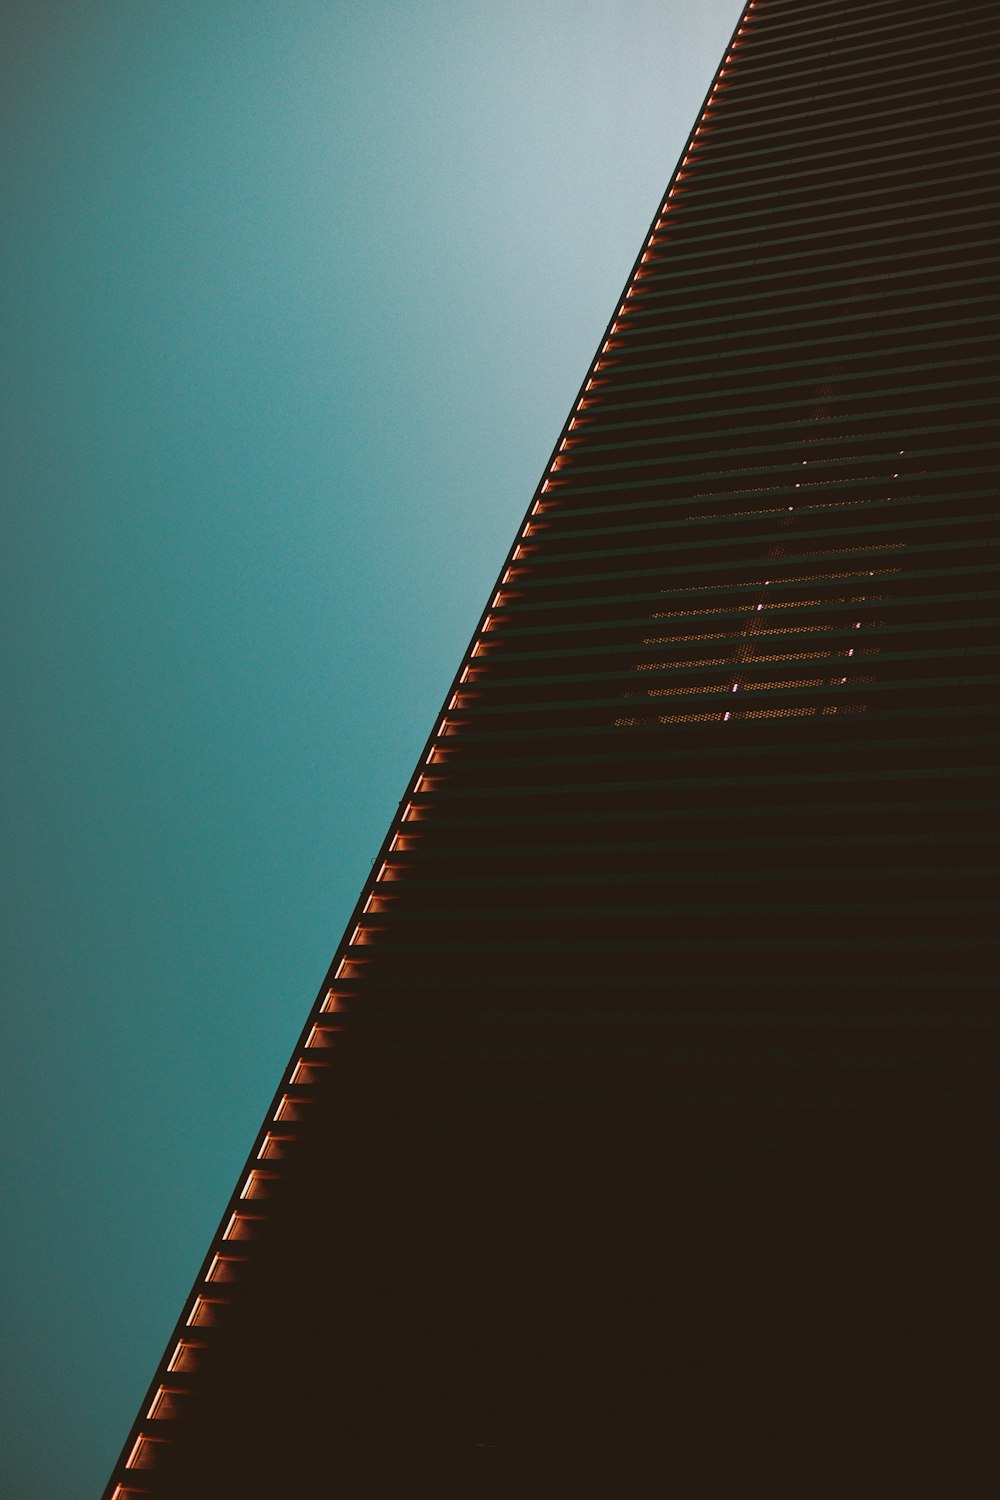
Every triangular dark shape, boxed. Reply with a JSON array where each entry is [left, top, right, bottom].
[[106, 1, 1000, 1491]]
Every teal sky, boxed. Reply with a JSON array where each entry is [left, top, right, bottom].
[[0, 3, 744, 1493]]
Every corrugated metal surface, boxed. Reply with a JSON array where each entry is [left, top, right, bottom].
[[106, 2, 1000, 1490]]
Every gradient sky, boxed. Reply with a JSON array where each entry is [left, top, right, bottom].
[[1, 3, 745, 1493]]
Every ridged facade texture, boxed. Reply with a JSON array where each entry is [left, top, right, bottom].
[[108, 0, 1000, 1491]]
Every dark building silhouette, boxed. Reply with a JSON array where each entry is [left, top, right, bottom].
[[107, 0, 1000, 1491]]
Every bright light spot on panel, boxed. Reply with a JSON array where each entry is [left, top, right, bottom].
[[126, 1436, 163, 1470]]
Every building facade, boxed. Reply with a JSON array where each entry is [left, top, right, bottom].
[[107, 0, 1000, 1490]]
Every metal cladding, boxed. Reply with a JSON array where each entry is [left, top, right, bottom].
[[107, 1, 1000, 1491]]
